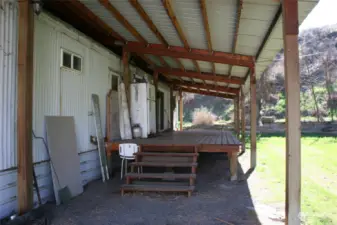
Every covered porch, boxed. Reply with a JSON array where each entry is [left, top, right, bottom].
[[16, 0, 318, 224]]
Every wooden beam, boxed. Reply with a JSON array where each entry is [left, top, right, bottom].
[[200, 0, 216, 75], [156, 67, 244, 85], [282, 0, 301, 224], [179, 90, 183, 131], [129, 0, 184, 70], [240, 89, 246, 154], [162, 0, 201, 73], [99, 0, 146, 42], [99, 0, 167, 70], [125, 42, 254, 67], [250, 66, 257, 169], [171, 80, 239, 95], [228, 0, 243, 76], [178, 87, 235, 100], [235, 96, 240, 137], [17, 0, 34, 214]]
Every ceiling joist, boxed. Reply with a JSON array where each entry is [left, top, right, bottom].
[[200, 0, 216, 75], [129, 0, 184, 71], [228, 0, 243, 76], [156, 68, 244, 85], [176, 87, 235, 100], [98, 0, 167, 70], [171, 80, 239, 95], [162, 0, 201, 73], [124, 42, 254, 67]]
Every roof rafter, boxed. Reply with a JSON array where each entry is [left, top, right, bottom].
[[200, 0, 216, 74], [171, 80, 239, 95], [124, 42, 254, 67], [156, 67, 244, 85], [200, 0, 216, 88], [129, 0, 185, 72], [228, 0, 243, 77], [162, 0, 201, 73], [98, 0, 167, 69], [176, 87, 235, 99]]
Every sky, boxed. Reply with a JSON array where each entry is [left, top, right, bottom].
[[300, 0, 337, 30]]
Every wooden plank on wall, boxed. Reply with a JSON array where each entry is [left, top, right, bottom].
[[17, 0, 34, 214], [282, 0, 301, 224], [250, 67, 257, 169]]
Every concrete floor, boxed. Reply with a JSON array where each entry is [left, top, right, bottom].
[[47, 153, 261, 225]]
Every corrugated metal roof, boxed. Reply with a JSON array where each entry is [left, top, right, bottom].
[[206, 0, 236, 53], [162, 56, 180, 68], [79, 0, 137, 41], [197, 61, 213, 73], [0, 0, 18, 170], [180, 58, 196, 71], [215, 63, 230, 75], [76, 0, 318, 91], [138, 0, 183, 47], [170, 0, 208, 49], [106, 0, 160, 43]]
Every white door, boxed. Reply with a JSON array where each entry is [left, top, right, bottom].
[[60, 34, 88, 153]]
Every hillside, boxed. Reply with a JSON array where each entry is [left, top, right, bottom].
[[183, 25, 337, 123]]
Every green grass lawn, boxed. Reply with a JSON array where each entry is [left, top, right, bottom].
[[252, 135, 337, 225]]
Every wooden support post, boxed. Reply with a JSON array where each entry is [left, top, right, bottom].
[[235, 96, 240, 137], [179, 90, 183, 131], [170, 85, 174, 130], [122, 48, 130, 107], [240, 89, 246, 153], [250, 66, 257, 169], [233, 99, 237, 133], [17, 0, 34, 214], [154, 71, 159, 133], [229, 152, 238, 181], [282, 0, 301, 224]]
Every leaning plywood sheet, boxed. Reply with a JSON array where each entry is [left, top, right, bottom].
[[45, 116, 83, 205]]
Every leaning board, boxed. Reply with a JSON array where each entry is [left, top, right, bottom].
[[45, 116, 83, 205]]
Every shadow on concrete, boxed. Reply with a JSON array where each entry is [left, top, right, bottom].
[[46, 152, 261, 225]]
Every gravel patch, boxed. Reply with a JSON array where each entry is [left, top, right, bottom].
[[46, 153, 262, 225]]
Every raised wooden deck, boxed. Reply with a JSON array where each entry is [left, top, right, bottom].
[[106, 130, 241, 181], [106, 129, 241, 153]]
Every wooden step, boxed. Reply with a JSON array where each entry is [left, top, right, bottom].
[[121, 183, 195, 196], [125, 172, 196, 179], [130, 161, 198, 168], [134, 152, 198, 157]]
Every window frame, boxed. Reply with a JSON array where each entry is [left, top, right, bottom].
[[60, 48, 83, 73]]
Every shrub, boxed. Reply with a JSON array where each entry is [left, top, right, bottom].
[[192, 107, 215, 125]]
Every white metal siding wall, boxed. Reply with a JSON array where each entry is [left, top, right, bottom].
[[0, 12, 121, 219], [0, 0, 17, 171]]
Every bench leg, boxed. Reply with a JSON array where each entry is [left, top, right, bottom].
[[229, 152, 238, 181]]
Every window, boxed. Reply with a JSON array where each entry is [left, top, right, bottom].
[[61, 49, 82, 72], [111, 75, 118, 91]]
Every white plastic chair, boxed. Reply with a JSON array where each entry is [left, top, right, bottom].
[[119, 143, 140, 179]]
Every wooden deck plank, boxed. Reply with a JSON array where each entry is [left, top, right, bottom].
[[107, 130, 241, 154]]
